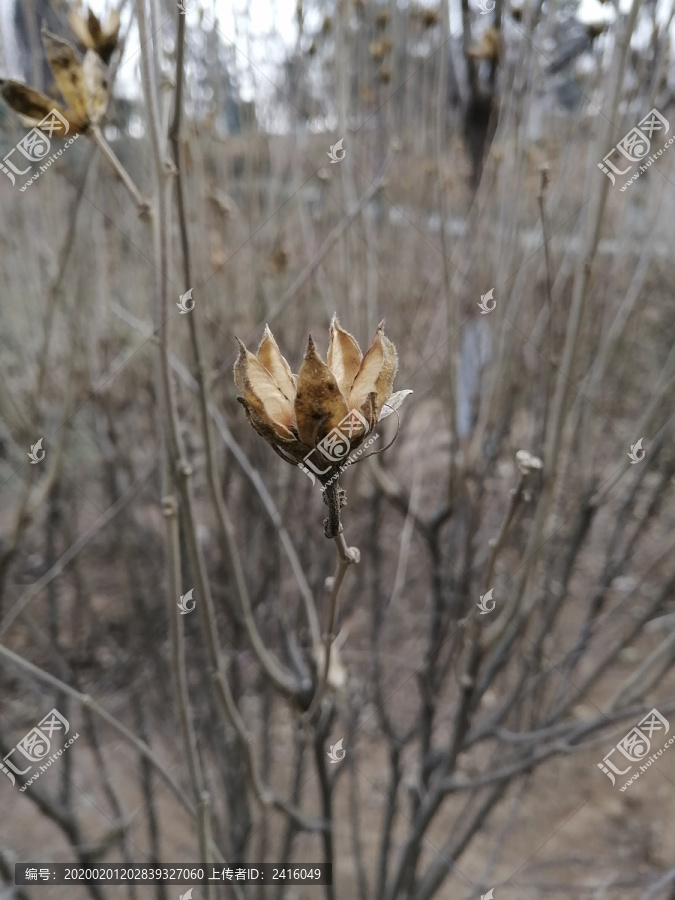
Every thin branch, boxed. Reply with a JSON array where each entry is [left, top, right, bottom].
[[304, 482, 360, 721], [263, 148, 394, 324], [0, 460, 155, 638], [90, 125, 150, 216], [0, 642, 194, 816]]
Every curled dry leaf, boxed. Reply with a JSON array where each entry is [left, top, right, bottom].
[[378, 389, 414, 421]]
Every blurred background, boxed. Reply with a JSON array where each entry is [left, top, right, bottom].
[[2, 0, 675, 896]]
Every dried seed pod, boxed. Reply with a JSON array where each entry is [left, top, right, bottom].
[[233, 317, 411, 476], [0, 26, 111, 135]]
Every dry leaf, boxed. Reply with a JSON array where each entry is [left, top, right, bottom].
[[378, 389, 413, 421], [267, 245, 288, 275]]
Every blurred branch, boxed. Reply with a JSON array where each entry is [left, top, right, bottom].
[[264, 147, 394, 324], [110, 300, 321, 651], [0, 459, 155, 638], [90, 125, 150, 215], [0, 643, 194, 811]]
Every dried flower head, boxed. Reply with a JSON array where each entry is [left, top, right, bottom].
[[234, 317, 411, 480], [468, 27, 501, 61], [0, 26, 109, 133]]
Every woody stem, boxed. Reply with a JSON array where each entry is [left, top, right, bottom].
[[323, 479, 343, 539], [305, 479, 360, 721]]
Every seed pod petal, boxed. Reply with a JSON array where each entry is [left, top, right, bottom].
[[295, 336, 349, 448], [349, 321, 398, 421], [257, 325, 296, 401], [237, 397, 296, 448], [82, 50, 108, 124], [327, 314, 362, 399], [87, 8, 103, 44], [234, 339, 295, 440], [42, 28, 88, 123], [0, 80, 79, 129], [104, 9, 121, 41], [68, 8, 95, 49], [356, 390, 378, 433]]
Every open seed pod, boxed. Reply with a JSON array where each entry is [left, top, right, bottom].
[[234, 317, 412, 481], [0, 27, 110, 135]]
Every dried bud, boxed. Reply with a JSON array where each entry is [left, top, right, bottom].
[[515, 450, 543, 475], [369, 40, 386, 61]]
